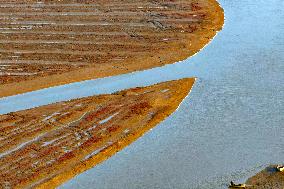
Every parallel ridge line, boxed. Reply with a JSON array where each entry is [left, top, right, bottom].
[[0, 49, 152, 56], [0, 21, 153, 27], [0, 0, 208, 85], [0, 60, 89, 65], [0, 1, 194, 7], [0, 18, 198, 24], [0, 10, 200, 16], [0, 40, 157, 45]]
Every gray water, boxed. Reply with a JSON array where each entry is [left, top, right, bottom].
[[1, 0, 283, 188]]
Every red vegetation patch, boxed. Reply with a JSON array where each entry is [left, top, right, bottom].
[[38, 146, 60, 158], [106, 124, 120, 133], [85, 106, 114, 122], [191, 3, 202, 11], [129, 102, 152, 114], [81, 136, 101, 148], [58, 151, 76, 163]]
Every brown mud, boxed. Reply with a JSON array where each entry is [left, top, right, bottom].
[[244, 165, 284, 189], [0, 0, 224, 98], [0, 78, 195, 188]]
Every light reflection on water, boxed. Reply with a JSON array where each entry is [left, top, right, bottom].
[[0, 0, 283, 188]]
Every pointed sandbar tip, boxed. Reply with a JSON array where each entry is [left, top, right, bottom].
[[0, 78, 195, 188]]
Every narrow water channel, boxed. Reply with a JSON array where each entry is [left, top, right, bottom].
[[1, 0, 283, 188]]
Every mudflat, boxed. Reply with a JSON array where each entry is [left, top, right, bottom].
[[0, 0, 223, 98], [0, 78, 195, 188], [245, 165, 284, 189]]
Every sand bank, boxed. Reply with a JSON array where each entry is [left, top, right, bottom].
[[0, 78, 195, 188], [244, 165, 284, 189], [0, 0, 223, 98]]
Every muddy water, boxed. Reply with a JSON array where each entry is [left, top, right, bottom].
[[0, 0, 283, 188]]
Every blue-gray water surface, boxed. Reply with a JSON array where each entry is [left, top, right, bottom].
[[0, 0, 283, 188]]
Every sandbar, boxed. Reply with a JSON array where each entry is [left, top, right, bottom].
[[0, 78, 195, 188], [0, 0, 223, 98], [245, 165, 284, 189]]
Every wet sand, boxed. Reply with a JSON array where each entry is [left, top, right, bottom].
[[245, 165, 284, 189], [0, 0, 223, 98], [0, 78, 195, 188]]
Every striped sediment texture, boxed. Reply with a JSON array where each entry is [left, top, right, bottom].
[[0, 78, 195, 188], [0, 0, 223, 97]]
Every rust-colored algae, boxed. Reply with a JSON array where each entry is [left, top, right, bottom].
[[0, 0, 223, 98], [0, 78, 195, 189]]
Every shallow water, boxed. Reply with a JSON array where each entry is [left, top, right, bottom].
[[1, 0, 283, 188]]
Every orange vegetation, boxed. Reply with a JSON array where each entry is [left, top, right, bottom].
[[0, 78, 195, 188], [0, 0, 223, 97]]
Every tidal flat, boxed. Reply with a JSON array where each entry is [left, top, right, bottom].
[[244, 165, 284, 189], [0, 78, 195, 188], [0, 0, 223, 98]]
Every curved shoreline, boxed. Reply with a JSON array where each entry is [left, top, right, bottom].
[[0, 0, 224, 98], [244, 165, 284, 189], [36, 79, 196, 189], [0, 78, 195, 188]]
